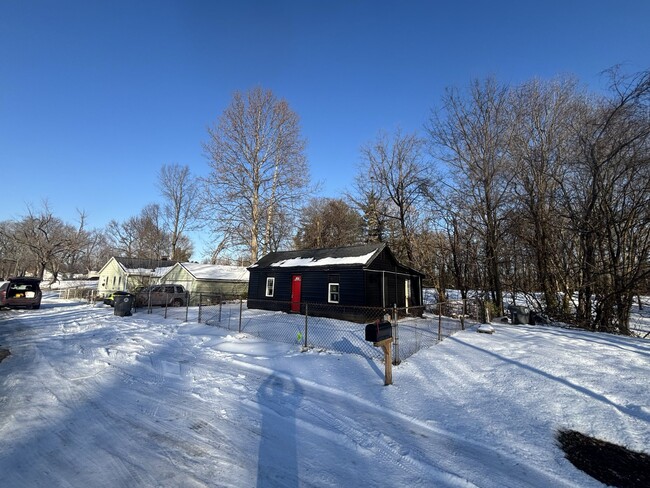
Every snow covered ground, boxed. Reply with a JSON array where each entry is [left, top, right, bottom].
[[1, 295, 648, 487]]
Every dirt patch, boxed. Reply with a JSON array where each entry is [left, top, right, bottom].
[[557, 429, 650, 488], [0, 348, 10, 363]]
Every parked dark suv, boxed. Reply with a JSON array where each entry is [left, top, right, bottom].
[[135, 284, 187, 307], [0, 277, 43, 309]]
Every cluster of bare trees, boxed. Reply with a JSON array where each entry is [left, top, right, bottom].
[[425, 70, 649, 333], [0, 163, 202, 281], [0, 204, 109, 282], [106, 164, 200, 262], [281, 70, 645, 334]]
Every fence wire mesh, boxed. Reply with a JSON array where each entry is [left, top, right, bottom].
[[56, 286, 98, 302], [132, 292, 480, 363]]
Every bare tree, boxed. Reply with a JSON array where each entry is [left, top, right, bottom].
[[106, 204, 177, 259], [203, 87, 309, 262], [509, 77, 582, 315], [4, 203, 89, 281], [427, 78, 516, 313], [559, 68, 650, 332], [158, 163, 200, 261], [352, 129, 429, 265], [106, 218, 139, 258], [0, 220, 25, 278]]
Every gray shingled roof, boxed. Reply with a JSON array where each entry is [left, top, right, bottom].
[[250, 243, 386, 269]]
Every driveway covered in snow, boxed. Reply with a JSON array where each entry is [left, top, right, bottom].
[[1, 297, 648, 487]]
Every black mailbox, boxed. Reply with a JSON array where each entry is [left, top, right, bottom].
[[365, 321, 392, 342]]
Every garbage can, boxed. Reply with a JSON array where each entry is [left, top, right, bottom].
[[114, 292, 134, 317], [511, 306, 529, 325]]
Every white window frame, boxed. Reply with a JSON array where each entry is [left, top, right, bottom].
[[328, 282, 340, 304], [405, 279, 411, 308], [265, 277, 275, 297]]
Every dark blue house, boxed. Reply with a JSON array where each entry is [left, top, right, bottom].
[[247, 243, 424, 322]]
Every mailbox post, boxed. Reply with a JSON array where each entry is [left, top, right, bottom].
[[365, 320, 394, 386]]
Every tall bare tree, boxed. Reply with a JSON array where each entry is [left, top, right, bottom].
[[203, 87, 309, 262], [427, 78, 515, 313], [559, 68, 650, 332], [352, 129, 429, 265], [158, 163, 200, 261], [509, 77, 582, 315]]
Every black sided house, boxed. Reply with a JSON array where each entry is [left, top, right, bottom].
[[247, 243, 424, 322]]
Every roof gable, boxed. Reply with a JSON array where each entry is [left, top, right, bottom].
[[98, 257, 178, 277], [250, 243, 385, 270]]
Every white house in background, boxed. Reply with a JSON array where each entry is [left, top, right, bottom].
[[159, 262, 249, 298], [97, 257, 177, 297]]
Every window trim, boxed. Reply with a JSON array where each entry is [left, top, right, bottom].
[[265, 277, 275, 297], [328, 282, 340, 304]]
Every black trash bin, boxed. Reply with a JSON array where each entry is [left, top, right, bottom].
[[114, 292, 134, 317]]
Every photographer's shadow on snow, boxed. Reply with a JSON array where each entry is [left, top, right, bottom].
[[256, 373, 304, 488]]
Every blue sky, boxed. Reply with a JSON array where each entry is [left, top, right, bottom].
[[1, 0, 648, 253]]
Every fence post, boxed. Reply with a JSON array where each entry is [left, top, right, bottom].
[[219, 295, 222, 323], [164, 291, 168, 319], [304, 303, 309, 348], [238, 297, 243, 333], [460, 299, 465, 330], [198, 293, 203, 323], [438, 301, 442, 341], [392, 305, 400, 365], [185, 292, 189, 322]]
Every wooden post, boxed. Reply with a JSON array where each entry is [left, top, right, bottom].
[[304, 303, 309, 348], [373, 338, 393, 385], [238, 297, 243, 333], [460, 299, 465, 330]]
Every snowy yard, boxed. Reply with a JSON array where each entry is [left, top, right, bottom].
[[1, 295, 648, 487]]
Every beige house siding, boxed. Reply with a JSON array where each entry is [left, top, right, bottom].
[[159, 263, 249, 299], [98, 258, 127, 296], [97, 257, 177, 297]]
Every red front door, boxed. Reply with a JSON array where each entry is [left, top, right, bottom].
[[291, 275, 302, 312]]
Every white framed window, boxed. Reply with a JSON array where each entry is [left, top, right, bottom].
[[265, 277, 275, 297], [328, 283, 340, 303]]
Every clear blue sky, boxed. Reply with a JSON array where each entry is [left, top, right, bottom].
[[1, 0, 648, 252]]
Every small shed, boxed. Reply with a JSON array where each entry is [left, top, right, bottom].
[[247, 243, 424, 322], [160, 262, 249, 300], [97, 257, 177, 297]]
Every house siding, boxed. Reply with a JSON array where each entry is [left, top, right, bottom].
[[247, 245, 424, 322], [98, 258, 127, 295], [160, 263, 248, 297]]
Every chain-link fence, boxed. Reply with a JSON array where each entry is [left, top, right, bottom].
[[629, 298, 650, 338], [56, 286, 99, 302], [132, 292, 481, 363]]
